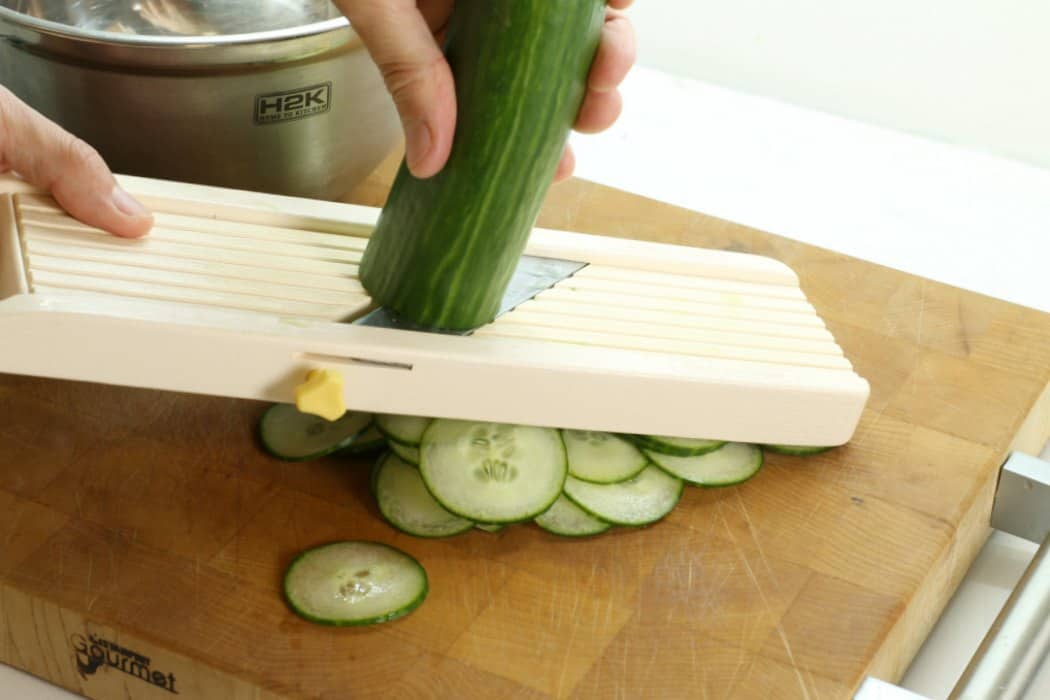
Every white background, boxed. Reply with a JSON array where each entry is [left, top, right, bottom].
[[629, 0, 1050, 171]]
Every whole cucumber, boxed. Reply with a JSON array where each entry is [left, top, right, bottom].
[[359, 0, 607, 330]]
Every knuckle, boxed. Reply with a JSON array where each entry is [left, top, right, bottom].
[[380, 54, 444, 104], [62, 136, 102, 170]]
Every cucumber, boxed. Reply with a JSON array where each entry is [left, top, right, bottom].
[[357, 0, 607, 330], [259, 404, 372, 461], [563, 465, 683, 527], [373, 453, 474, 538], [764, 444, 834, 456], [375, 414, 431, 446], [645, 442, 764, 487], [389, 440, 421, 466], [475, 523, 506, 533], [339, 424, 387, 455], [627, 434, 727, 457], [283, 541, 427, 626], [535, 494, 611, 537], [561, 430, 649, 484], [419, 420, 567, 523]]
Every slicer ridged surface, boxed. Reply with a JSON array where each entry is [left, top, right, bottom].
[[16, 194, 372, 321], [481, 265, 852, 371], [16, 193, 850, 372]]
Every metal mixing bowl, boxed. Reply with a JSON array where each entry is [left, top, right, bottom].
[[0, 1, 401, 199]]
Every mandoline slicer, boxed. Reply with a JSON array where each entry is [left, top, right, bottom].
[[0, 174, 869, 445]]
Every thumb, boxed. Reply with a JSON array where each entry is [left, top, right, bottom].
[[0, 86, 152, 238], [336, 1, 456, 178]]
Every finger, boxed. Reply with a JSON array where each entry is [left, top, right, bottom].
[[589, 10, 636, 93], [574, 88, 623, 134], [417, 0, 454, 33], [553, 145, 575, 183], [335, 0, 455, 178], [608, 0, 635, 8], [0, 87, 152, 238]]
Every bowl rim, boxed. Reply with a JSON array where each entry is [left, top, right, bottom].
[[0, 6, 352, 48]]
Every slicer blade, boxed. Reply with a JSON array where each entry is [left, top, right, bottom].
[[352, 255, 587, 335]]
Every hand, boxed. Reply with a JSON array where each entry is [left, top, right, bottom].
[[334, 0, 637, 182], [0, 85, 153, 238]]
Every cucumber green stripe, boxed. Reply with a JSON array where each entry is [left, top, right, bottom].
[[436, 8, 546, 316], [358, 0, 606, 330]]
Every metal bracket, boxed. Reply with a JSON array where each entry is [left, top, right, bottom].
[[991, 452, 1050, 544], [856, 452, 1050, 700]]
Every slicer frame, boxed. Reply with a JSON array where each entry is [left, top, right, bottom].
[[0, 174, 869, 445]]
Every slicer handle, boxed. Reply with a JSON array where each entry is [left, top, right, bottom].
[[948, 452, 1050, 700], [947, 533, 1049, 700], [854, 452, 1050, 700]]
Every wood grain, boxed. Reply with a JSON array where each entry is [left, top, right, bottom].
[[1, 152, 1048, 699]]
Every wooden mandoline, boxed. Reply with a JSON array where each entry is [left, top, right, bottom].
[[0, 174, 869, 445]]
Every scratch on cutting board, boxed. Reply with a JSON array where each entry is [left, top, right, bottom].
[[553, 590, 582, 696], [725, 495, 813, 700], [725, 646, 746, 696], [3, 505, 22, 548], [916, 282, 927, 346], [735, 494, 774, 582], [741, 553, 812, 700]]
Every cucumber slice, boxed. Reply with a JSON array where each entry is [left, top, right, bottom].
[[373, 453, 474, 538], [259, 404, 372, 461], [419, 420, 567, 523], [474, 523, 505, 533], [389, 440, 421, 466], [375, 414, 431, 446], [561, 430, 648, 484], [535, 494, 611, 537], [563, 465, 683, 527], [626, 434, 726, 457], [283, 541, 427, 626], [339, 424, 387, 455], [764, 444, 834, 456], [645, 442, 764, 487]]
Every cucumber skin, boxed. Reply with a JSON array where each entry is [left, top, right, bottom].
[[358, 0, 607, 330], [372, 454, 475, 539], [646, 446, 765, 489], [338, 426, 387, 456], [374, 415, 431, 447], [562, 472, 685, 528], [388, 440, 421, 467], [536, 521, 611, 538], [258, 405, 368, 463], [282, 541, 428, 627], [625, 435, 727, 458], [564, 487, 683, 528], [535, 514, 612, 538]]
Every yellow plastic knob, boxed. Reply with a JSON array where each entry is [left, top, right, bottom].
[[294, 369, 346, 421]]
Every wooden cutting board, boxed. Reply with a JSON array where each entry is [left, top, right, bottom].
[[2, 158, 1049, 700]]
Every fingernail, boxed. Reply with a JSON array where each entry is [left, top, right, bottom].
[[404, 119, 433, 175], [111, 185, 149, 218]]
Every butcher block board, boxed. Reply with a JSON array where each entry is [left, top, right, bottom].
[[2, 160, 1049, 700]]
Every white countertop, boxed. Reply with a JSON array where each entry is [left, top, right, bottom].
[[2, 66, 1048, 699]]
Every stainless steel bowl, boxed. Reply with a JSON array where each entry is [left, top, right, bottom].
[[0, 1, 401, 199]]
